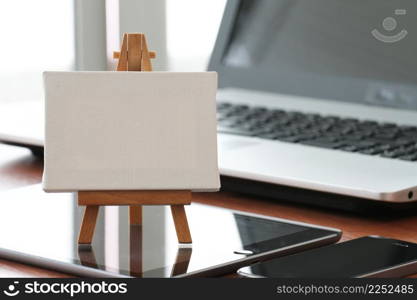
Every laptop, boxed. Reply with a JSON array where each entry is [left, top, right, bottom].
[[1, 0, 417, 209]]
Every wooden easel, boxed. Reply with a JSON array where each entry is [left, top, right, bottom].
[[77, 33, 192, 245]]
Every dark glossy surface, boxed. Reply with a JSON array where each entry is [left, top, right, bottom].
[[240, 236, 417, 278], [0, 185, 338, 277]]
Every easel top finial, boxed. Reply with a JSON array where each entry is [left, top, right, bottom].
[[113, 33, 156, 72]]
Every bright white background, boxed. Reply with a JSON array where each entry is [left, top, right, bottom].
[[0, 0, 74, 103], [0, 0, 226, 103], [166, 0, 226, 71]]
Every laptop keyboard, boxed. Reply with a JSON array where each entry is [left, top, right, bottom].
[[217, 102, 417, 162]]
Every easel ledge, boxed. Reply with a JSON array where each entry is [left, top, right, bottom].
[[78, 190, 192, 245], [77, 33, 192, 246], [78, 190, 191, 206]]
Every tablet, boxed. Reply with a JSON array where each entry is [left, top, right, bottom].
[[0, 185, 341, 277]]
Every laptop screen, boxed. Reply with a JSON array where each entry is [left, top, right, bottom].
[[210, 0, 417, 110]]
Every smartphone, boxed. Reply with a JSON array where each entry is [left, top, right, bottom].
[[238, 236, 417, 278]]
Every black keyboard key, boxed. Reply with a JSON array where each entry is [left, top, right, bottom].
[[399, 155, 417, 161], [318, 124, 333, 132], [381, 122, 396, 128], [217, 102, 232, 110], [378, 144, 396, 151], [217, 126, 253, 137], [290, 134, 317, 142], [346, 141, 377, 149], [256, 133, 280, 140], [393, 139, 415, 147], [339, 145, 359, 152], [311, 136, 341, 143], [236, 123, 257, 130], [303, 113, 321, 121], [343, 134, 367, 142], [234, 104, 249, 111], [278, 136, 304, 143], [357, 130, 374, 138], [373, 133, 398, 140], [359, 148, 384, 155], [340, 127, 354, 135], [389, 147, 415, 157], [218, 119, 240, 128], [361, 120, 378, 126], [381, 151, 401, 158]]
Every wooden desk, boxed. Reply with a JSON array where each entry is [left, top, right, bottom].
[[0, 144, 416, 278]]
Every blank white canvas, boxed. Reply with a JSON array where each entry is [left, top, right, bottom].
[[43, 71, 220, 192]]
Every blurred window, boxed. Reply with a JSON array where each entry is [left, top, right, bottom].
[[166, 0, 226, 71], [0, 0, 74, 103]]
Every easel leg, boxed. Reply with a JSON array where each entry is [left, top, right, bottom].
[[78, 206, 100, 244], [170, 247, 192, 277], [78, 245, 98, 268], [129, 224, 143, 277], [170, 205, 192, 244], [129, 206, 142, 225]]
